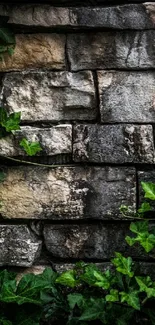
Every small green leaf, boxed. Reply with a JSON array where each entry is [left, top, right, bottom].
[[80, 264, 111, 289], [140, 233, 155, 252], [135, 276, 155, 298], [106, 289, 119, 302], [141, 182, 155, 201], [125, 236, 136, 247], [135, 276, 152, 292], [130, 221, 148, 234], [0, 108, 21, 133], [120, 291, 140, 310], [79, 298, 105, 321], [56, 270, 78, 288], [20, 138, 42, 156], [138, 202, 151, 214], [0, 28, 15, 44], [67, 293, 84, 309], [112, 253, 134, 278]]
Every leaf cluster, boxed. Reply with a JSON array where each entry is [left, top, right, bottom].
[[0, 107, 42, 156], [1, 248, 155, 325]]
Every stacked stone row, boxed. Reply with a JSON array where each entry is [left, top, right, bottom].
[[0, 3, 155, 270]]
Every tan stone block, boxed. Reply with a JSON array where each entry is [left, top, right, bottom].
[[0, 34, 65, 71], [0, 166, 136, 220]]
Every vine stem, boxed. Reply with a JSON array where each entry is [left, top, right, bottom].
[[141, 297, 149, 306], [0, 155, 75, 168]]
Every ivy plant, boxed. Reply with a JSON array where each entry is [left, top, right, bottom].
[[0, 107, 42, 156], [0, 28, 15, 60]]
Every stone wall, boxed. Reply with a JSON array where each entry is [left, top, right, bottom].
[[0, 0, 155, 273]]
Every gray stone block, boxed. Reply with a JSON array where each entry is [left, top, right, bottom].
[[43, 223, 153, 260], [98, 71, 155, 123], [2, 71, 96, 122], [0, 166, 136, 220], [73, 124, 154, 163], [0, 125, 72, 157], [67, 31, 155, 71], [0, 4, 154, 29], [0, 225, 42, 266]]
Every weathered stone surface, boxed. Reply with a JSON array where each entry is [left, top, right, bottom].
[[0, 34, 65, 71], [138, 170, 155, 211], [0, 125, 72, 157], [0, 4, 154, 29], [98, 71, 155, 123], [67, 31, 155, 71], [43, 223, 154, 259], [53, 262, 155, 279], [0, 225, 42, 266], [2, 71, 96, 122], [16, 266, 45, 282], [73, 124, 154, 163], [0, 166, 136, 220]]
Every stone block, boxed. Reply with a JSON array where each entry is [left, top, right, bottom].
[[0, 4, 154, 29], [0, 34, 65, 71], [98, 71, 155, 123], [73, 124, 154, 163], [2, 71, 96, 122], [0, 125, 72, 157], [0, 225, 42, 266], [67, 31, 155, 71], [43, 222, 153, 260], [0, 166, 136, 220]]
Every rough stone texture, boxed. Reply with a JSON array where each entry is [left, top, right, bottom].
[[138, 170, 155, 211], [98, 71, 155, 123], [53, 262, 155, 279], [0, 1, 148, 5], [0, 34, 65, 71], [73, 124, 154, 164], [16, 266, 45, 282], [43, 223, 155, 260], [67, 31, 155, 71], [0, 125, 72, 157], [0, 166, 136, 220], [0, 225, 42, 266], [2, 71, 96, 122], [0, 4, 154, 29]]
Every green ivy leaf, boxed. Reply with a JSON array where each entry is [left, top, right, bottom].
[[120, 291, 140, 310], [20, 138, 42, 156], [138, 202, 151, 214], [0, 108, 21, 133], [67, 293, 84, 309], [126, 222, 155, 253], [56, 270, 78, 288], [4, 112, 21, 132], [135, 276, 155, 298], [0, 28, 15, 44], [106, 289, 119, 302], [130, 221, 148, 234], [16, 268, 56, 304], [80, 264, 111, 289], [111, 253, 134, 278], [135, 276, 152, 292], [141, 182, 155, 201], [79, 298, 105, 321]]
